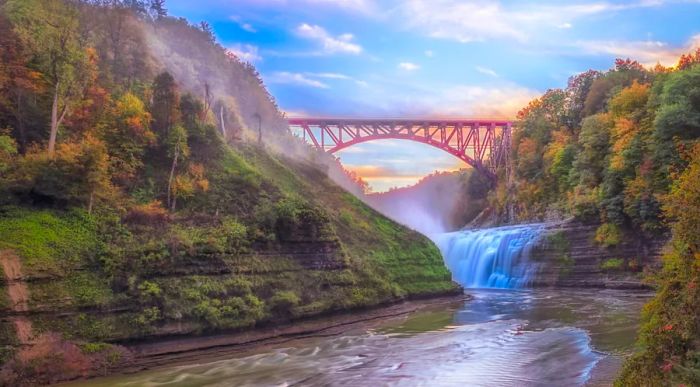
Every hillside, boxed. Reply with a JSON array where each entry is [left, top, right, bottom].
[[366, 170, 490, 234], [0, 1, 457, 384], [495, 57, 700, 385]]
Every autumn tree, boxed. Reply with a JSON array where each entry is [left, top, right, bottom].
[[0, 13, 44, 152], [5, 0, 96, 157], [101, 92, 155, 184]]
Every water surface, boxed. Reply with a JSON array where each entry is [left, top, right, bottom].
[[73, 289, 648, 387]]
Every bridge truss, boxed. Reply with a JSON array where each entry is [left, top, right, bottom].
[[287, 118, 512, 181]]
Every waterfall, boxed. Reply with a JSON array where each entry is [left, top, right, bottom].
[[433, 224, 545, 289]]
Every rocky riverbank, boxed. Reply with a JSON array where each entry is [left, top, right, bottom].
[[531, 220, 667, 289]]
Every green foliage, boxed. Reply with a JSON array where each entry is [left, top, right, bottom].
[[66, 272, 113, 307], [653, 65, 700, 175], [600, 258, 625, 271], [617, 144, 700, 386], [574, 114, 611, 188], [0, 207, 98, 273], [80, 342, 112, 354], [0, 134, 17, 175], [133, 307, 161, 331], [268, 290, 300, 315], [0, 2, 458, 375], [595, 223, 622, 247]]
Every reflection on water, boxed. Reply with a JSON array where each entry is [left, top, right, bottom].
[[70, 289, 649, 387]]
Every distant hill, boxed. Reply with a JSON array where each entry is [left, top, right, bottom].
[[366, 169, 491, 234]]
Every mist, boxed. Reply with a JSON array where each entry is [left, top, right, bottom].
[[365, 170, 490, 236]]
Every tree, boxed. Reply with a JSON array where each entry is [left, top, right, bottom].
[[13, 134, 112, 211], [0, 13, 44, 152], [199, 21, 215, 43], [565, 70, 602, 129], [165, 124, 189, 210], [677, 48, 700, 70], [102, 92, 155, 184], [5, 0, 95, 157], [149, 0, 166, 19], [151, 72, 180, 136], [653, 65, 700, 177], [573, 114, 612, 188]]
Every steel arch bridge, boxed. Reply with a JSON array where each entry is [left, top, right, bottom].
[[288, 118, 512, 181]]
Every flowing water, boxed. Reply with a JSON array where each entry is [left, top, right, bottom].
[[71, 289, 648, 387], [71, 225, 649, 386], [432, 224, 545, 289]]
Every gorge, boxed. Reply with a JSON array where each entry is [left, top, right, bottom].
[[0, 0, 699, 386]]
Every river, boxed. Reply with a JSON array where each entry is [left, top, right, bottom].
[[70, 225, 649, 386]]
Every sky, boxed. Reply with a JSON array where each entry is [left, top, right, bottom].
[[166, 0, 700, 192]]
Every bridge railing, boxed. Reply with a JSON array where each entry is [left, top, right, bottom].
[[288, 118, 512, 181]]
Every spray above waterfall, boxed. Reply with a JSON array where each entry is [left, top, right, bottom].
[[433, 224, 545, 289]]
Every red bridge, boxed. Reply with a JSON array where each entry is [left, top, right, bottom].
[[287, 118, 512, 181]]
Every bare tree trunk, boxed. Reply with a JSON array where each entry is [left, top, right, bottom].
[[48, 82, 68, 158], [48, 82, 60, 157], [88, 191, 94, 215], [167, 149, 179, 211], [219, 105, 226, 138], [15, 90, 26, 152]]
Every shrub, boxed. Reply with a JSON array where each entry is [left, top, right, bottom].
[[123, 200, 170, 226], [595, 223, 622, 247], [80, 342, 112, 354], [133, 307, 161, 330], [601, 258, 625, 271], [11, 135, 113, 209], [268, 290, 300, 315], [138, 280, 162, 300]]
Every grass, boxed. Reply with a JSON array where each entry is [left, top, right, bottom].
[[0, 207, 99, 274], [601, 258, 625, 271], [0, 144, 458, 344]]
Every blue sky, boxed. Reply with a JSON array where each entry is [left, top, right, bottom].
[[167, 0, 700, 191]]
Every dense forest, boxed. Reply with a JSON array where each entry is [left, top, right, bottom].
[[0, 0, 457, 383], [499, 55, 700, 385]]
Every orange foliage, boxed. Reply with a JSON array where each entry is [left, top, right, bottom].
[[124, 200, 170, 226], [677, 48, 700, 70]]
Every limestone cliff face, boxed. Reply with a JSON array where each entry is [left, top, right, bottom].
[[530, 221, 667, 289]]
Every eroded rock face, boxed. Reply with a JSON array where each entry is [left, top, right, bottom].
[[530, 221, 667, 289]]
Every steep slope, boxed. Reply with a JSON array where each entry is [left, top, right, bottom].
[[0, 2, 457, 384]]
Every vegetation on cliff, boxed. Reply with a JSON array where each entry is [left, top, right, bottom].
[[0, 0, 456, 383], [500, 52, 700, 384]]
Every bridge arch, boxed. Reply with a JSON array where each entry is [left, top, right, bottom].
[[287, 118, 512, 181]]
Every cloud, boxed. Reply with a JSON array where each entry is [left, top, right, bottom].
[[296, 23, 363, 54], [345, 165, 397, 178], [475, 66, 499, 77], [424, 50, 434, 57], [307, 0, 376, 12], [399, 62, 420, 71], [230, 15, 256, 32], [266, 72, 330, 88], [227, 44, 262, 62], [397, 0, 666, 43], [347, 83, 540, 119], [574, 34, 700, 66], [303, 72, 370, 88], [305, 72, 352, 79]]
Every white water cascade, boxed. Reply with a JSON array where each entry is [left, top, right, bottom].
[[433, 224, 545, 289]]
